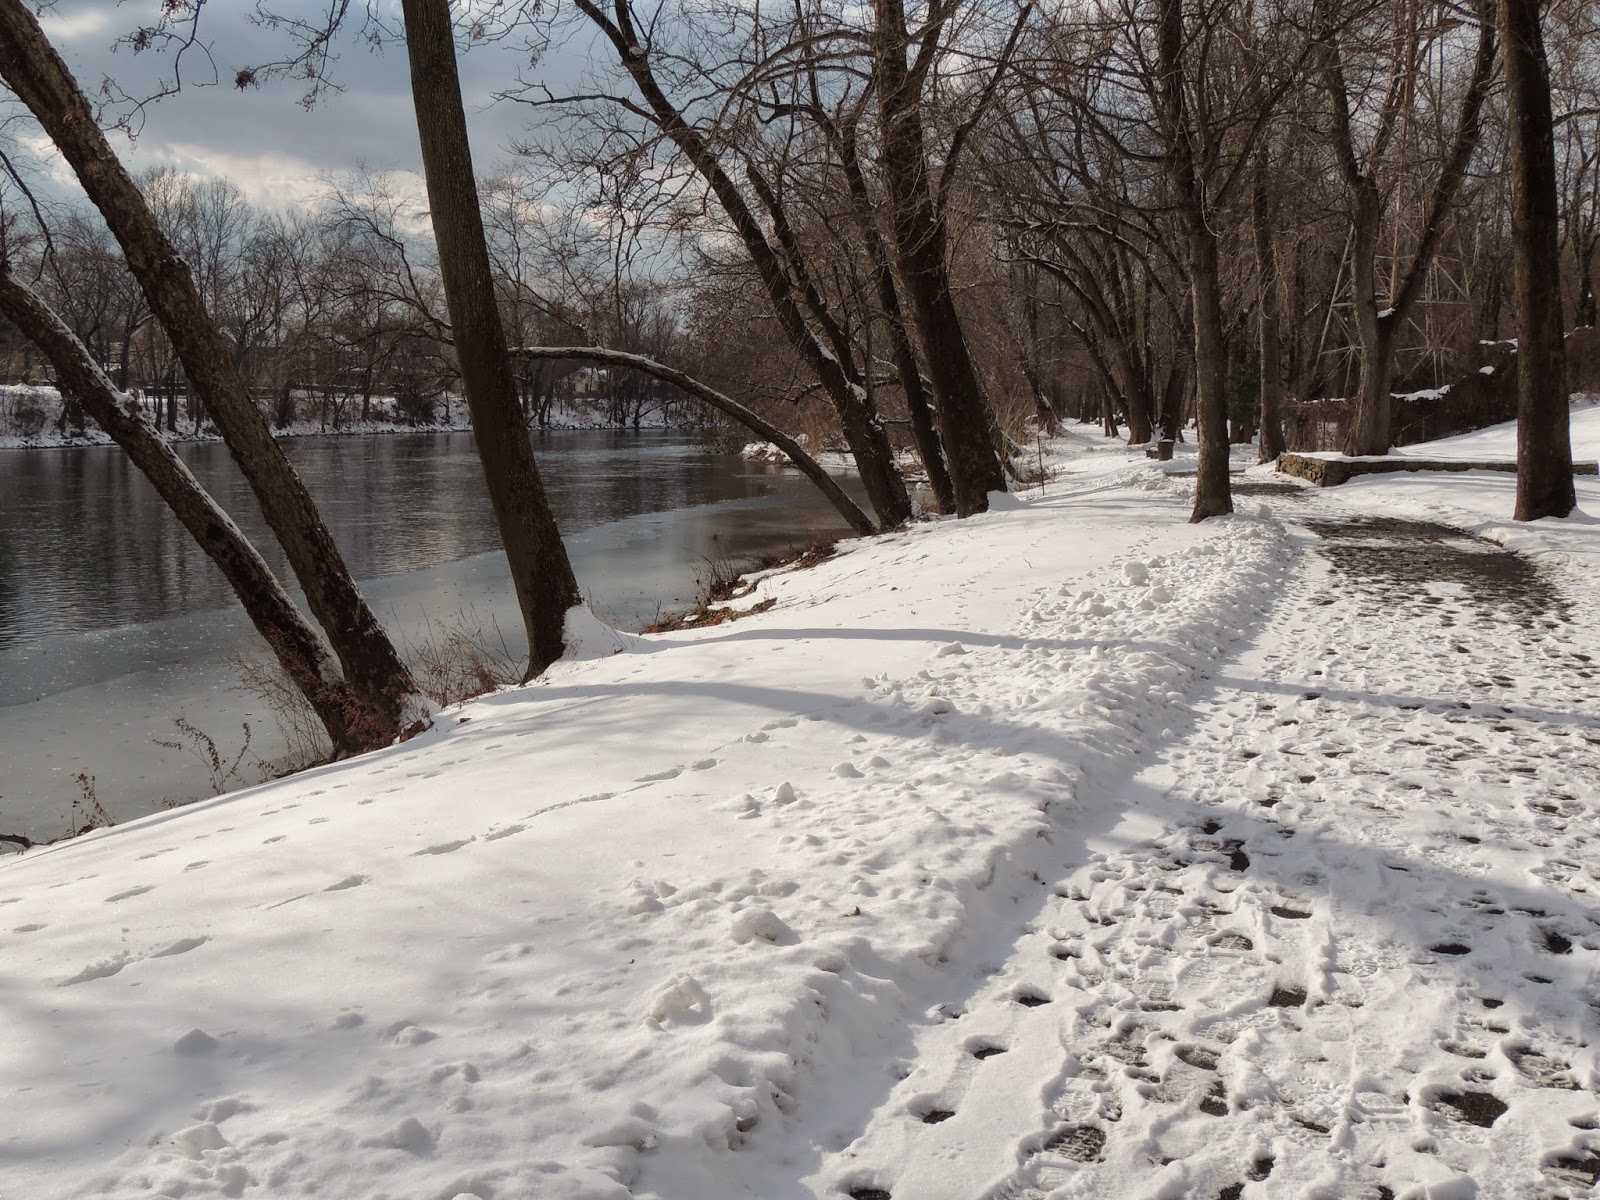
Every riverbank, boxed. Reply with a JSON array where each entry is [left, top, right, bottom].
[[0, 432, 853, 838], [2, 419, 1596, 1199]]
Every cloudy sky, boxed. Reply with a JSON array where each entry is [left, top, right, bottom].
[[24, 1, 592, 210]]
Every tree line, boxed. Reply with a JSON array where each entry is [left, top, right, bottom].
[[0, 164, 721, 436], [0, 0, 1589, 777]]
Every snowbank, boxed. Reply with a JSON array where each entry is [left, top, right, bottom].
[[0, 445, 1284, 1199], [6, 415, 1596, 1199]]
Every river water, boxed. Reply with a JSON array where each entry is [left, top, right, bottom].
[[0, 431, 852, 838]]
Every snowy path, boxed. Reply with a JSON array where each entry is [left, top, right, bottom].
[[821, 485, 1600, 1200], [3, 424, 1597, 1200]]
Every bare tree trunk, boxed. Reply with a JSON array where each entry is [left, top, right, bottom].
[[401, 0, 582, 678], [1186, 221, 1234, 519], [873, 0, 1007, 516], [1157, 0, 1232, 521], [1502, 0, 1576, 520], [0, 267, 380, 755], [1253, 154, 1286, 462], [1325, 10, 1497, 455], [837, 129, 956, 514], [0, 0, 422, 739]]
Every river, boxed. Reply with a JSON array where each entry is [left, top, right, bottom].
[[0, 431, 854, 838]]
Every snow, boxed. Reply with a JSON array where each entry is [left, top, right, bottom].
[[3, 418, 1599, 1199], [742, 439, 919, 474]]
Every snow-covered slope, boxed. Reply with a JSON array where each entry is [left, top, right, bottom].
[[2, 420, 1596, 1200]]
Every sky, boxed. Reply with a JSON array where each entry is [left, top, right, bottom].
[[20, 1, 590, 211]]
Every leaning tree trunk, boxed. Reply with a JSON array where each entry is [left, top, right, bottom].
[[1502, 0, 1576, 520], [0, 267, 381, 756], [839, 129, 955, 513], [873, 0, 1008, 516], [0, 0, 422, 741], [401, 0, 582, 678], [521, 346, 876, 536], [572, 0, 910, 528]]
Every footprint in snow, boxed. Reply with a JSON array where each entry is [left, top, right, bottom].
[[324, 875, 367, 892], [61, 952, 133, 985], [414, 839, 473, 856], [385, 1021, 438, 1046], [152, 936, 209, 958], [105, 885, 154, 903], [483, 824, 525, 842], [635, 767, 682, 782]]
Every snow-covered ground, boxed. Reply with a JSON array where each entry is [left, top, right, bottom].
[[2, 410, 1597, 1200]]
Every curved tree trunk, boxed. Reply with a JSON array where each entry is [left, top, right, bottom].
[[401, 0, 581, 679], [521, 347, 877, 536], [0, 267, 380, 756], [572, 0, 912, 529], [0, 0, 422, 741]]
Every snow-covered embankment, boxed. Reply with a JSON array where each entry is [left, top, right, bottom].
[[0, 465, 1287, 1199]]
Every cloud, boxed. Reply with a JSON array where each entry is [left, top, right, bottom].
[[133, 142, 372, 211], [37, 5, 114, 43]]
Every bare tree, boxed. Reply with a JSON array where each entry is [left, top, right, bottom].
[[399, 0, 583, 677], [1321, 0, 1498, 456], [1502, 0, 1577, 519], [0, 264, 383, 755], [0, 0, 424, 746]]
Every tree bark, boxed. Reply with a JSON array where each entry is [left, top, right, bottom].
[[1325, 12, 1497, 455], [0, 0, 422, 740], [401, 0, 582, 678], [1502, 0, 1576, 520], [837, 128, 956, 514], [872, 0, 1008, 516], [0, 266, 381, 755], [1156, 0, 1232, 521]]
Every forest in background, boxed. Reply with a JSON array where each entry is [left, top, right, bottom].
[[0, 0, 1594, 460]]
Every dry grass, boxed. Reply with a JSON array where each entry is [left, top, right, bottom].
[[403, 607, 524, 708], [647, 539, 835, 632]]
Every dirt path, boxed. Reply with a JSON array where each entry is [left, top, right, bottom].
[[823, 491, 1600, 1200]]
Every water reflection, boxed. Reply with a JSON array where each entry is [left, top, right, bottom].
[[0, 431, 797, 655], [0, 431, 855, 832]]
